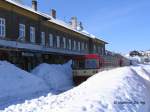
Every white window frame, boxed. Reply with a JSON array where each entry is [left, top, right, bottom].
[[0, 18, 6, 38], [81, 42, 84, 50], [101, 48, 104, 55], [41, 32, 45, 46], [85, 43, 88, 49], [56, 36, 60, 48], [93, 45, 96, 53], [73, 40, 76, 50], [69, 39, 71, 50], [30, 26, 35, 43], [78, 41, 81, 51], [49, 34, 53, 47], [19, 23, 25, 40], [98, 47, 100, 54], [63, 37, 66, 49]]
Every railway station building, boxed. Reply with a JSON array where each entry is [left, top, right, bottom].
[[0, 0, 107, 71]]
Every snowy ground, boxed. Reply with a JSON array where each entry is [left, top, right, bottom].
[[0, 61, 49, 109], [1, 63, 150, 112], [0, 61, 73, 110]]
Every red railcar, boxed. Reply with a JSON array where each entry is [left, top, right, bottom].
[[72, 54, 130, 85], [72, 54, 105, 85]]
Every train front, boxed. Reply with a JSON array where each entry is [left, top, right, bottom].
[[72, 54, 104, 85]]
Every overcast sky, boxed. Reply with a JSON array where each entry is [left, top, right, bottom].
[[22, 0, 150, 53]]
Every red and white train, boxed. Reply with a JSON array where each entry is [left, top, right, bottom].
[[72, 54, 130, 85]]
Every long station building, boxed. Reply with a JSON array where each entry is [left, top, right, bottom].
[[0, 0, 107, 71]]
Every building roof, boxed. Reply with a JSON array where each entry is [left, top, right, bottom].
[[4, 0, 108, 44], [5, 0, 51, 19], [48, 17, 108, 44]]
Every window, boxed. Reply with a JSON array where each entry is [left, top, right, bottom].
[[73, 40, 76, 50], [30, 26, 35, 43], [49, 34, 53, 47], [56, 36, 60, 48], [81, 42, 84, 50], [0, 18, 6, 38], [19, 24, 25, 40], [101, 48, 104, 55], [78, 41, 81, 51], [85, 43, 88, 49], [98, 47, 101, 54], [69, 39, 71, 50], [41, 32, 45, 45], [93, 45, 96, 53], [63, 37, 66, 49]]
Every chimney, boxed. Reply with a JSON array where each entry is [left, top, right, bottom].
[[51, 9, 56, 19], [79, 22, 84, 31], [71, 17, 78, 30], [32, 0, 37, 11]]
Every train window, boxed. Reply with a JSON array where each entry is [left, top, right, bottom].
[[72, 54, 102, 70], [72, 60, 77, 69], [72, 60, 85, 69]]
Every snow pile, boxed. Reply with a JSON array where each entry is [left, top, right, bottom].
[[31, 61, 74, 92], [3, 65, 150, 112], [0, 61, 49, 109], [125, 53, 150, 64], [130, 56, 142, 65], [125, 55, 142, 65]]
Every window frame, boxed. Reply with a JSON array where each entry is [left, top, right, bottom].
[[49, 33, 53, 47], [19, 23, 26, 40], [0, 18, 6, 38], [63, 37, 66, 49], [30, 26, 35, 43], [101, 47, 104, 55], [73, 40, 76, 50], [93, 44, 96, 53], [41, 32, 45, 46], [78, 41, 81, 51], [85, 43, 88, 49], [81, 42, 84, 50], [56, 36, 60, 48], [68, 39, 71, 50]]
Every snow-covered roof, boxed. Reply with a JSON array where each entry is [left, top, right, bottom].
[[49, 17, 108, 43], [4, 0, 107, 44], [49, 18, 107, 42], [5, 0, 51, 19]]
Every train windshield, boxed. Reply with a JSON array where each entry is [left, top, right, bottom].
[[85, 59, 99, 69], [72, 54, 103, 70], [72, 59, 99, 69]]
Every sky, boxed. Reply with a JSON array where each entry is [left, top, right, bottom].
[[22, 0, 150, 54]]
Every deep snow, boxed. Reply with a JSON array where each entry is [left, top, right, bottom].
[[31, 61, 74, 92], [0, 61, 73, 110], [0, 61, 49, 109], [2, 64, 150, 112]]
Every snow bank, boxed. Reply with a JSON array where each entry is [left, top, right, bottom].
[[126, 55, 143, 65], [3, 65, 150, 112], [0, 61, 49, 109], [31, 61, 74, 92]]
